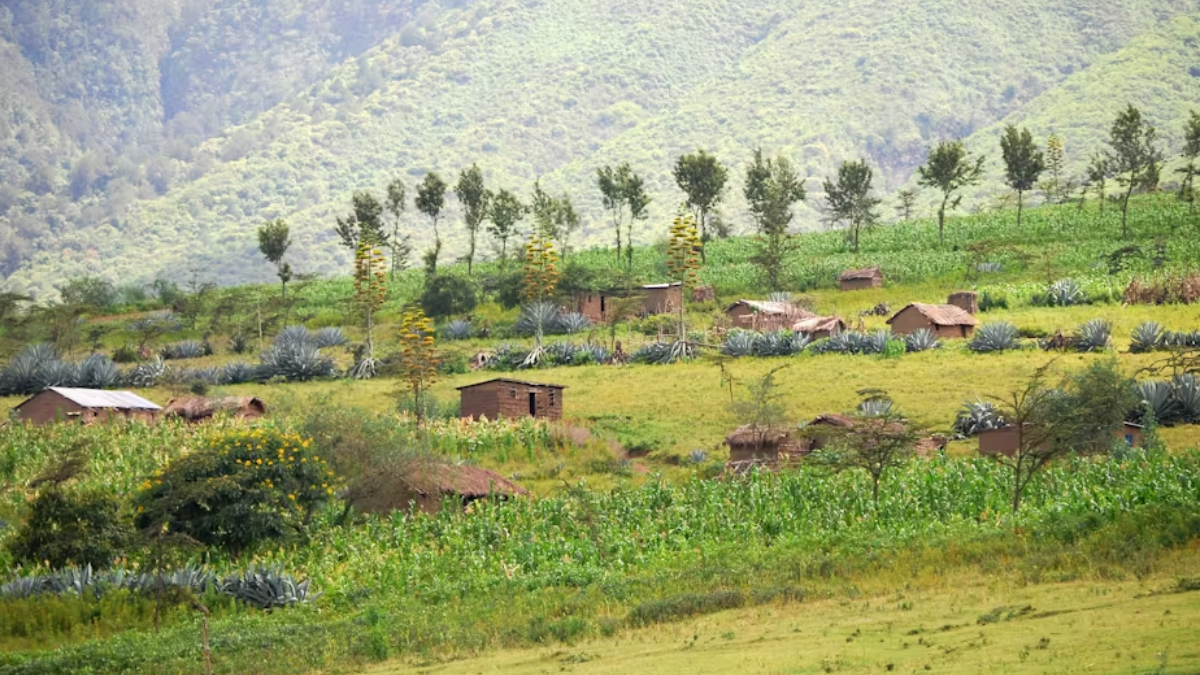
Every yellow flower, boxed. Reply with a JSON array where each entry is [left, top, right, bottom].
[[288, 493, 296, 501]]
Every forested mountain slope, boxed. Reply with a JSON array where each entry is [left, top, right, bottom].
[[1, 0, 1198, 296]]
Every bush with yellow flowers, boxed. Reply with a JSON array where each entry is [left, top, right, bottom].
[[133, 427, 335, 555]]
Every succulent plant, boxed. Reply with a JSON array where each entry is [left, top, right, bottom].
[[258, 343, 334, 381], [1129, 321, 1164, 353], [275, 325, 315, 349], [313, 327, 348, 348], [1135, 380, 1178, 425], [1045, 279, 1086, 306], [1072, 319, 1111, 352], [0, 343, 63, 395], [952, 399, 1006, 438], [555, 312, 592, 335], [631, 341, 694, 365], [78, 354, 120, 389], [856, 398, 894, 417], [721, 331, 756, 357], [220, 361, 258, 385], [441, 319, 473, 341], [969, 322, 1020, 353], [161, 340, 205, 360], [126, 357, 166, 388], [544, 341, 580, 367], [516, 301, 562, 337], [904, 328, 941, 353], [575, 343, 611, 365], [1172, 374, 1200, 424]]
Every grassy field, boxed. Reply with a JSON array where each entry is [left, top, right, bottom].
[[371, 560, 1200, 675]]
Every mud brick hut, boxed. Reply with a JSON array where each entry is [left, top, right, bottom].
[[801, 413, 946, 456], [977, 423, 1143, 457], [838, 267, 884, 291], [458, 378, 565, 421], [576, 283, 683, 323], [355, 463, 528, 515], [725, 425, 805, 464], [13, 387, 161, 425], [163, 396, 267, 423], [886, 303, 980, 339], [792, 315, 847, 340], [947, 291, 979, 315], [724, 300, 815, 331]]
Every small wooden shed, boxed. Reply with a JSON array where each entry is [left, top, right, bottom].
[[977, 423, 1144, 457], [640, 282, 684, 315], [355, 463, 528, 515], [792, 316, 846, 340], [13, 387, 161, 426], [458, 378, 565, 421], [724, 300, 814, 331], [163, 396, 267, 423], [838, 267, 883, 291], [886, 303, 980, 339], [947, 291, 979, 315]]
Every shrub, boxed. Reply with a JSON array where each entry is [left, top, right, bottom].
[[969, 322, 1020, 352], [421, 275, 478, 318], [59, 276, 116, 310], [313, 327, 348, 348], [259, 342, 335, 381], [441, 319, 473, 341], [636, 313, 677, 337], [904, 328, 940, 353], [220, 362, 258, 385], [134, 428, 333, 555], [952, 400, 1005, 438], [627, 590, 745, 627], [1072, 319, 1112, 352], [112, 344, 139, 363], [438, 351, 470, 375], [228, 333, 252, 354], [489, 343, 530, 371], [161, 340, 205, 360], [1017, 326, 1049, 339], [7, 487, 134, 569], [978, 290, 1008, 312]]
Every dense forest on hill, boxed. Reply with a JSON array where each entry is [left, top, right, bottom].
[[1, 0, 1199, 297]]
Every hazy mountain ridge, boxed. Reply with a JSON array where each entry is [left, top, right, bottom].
[[2, 0, 1198, 296]]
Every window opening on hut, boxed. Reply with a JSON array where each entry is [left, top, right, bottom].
[[528, 392, 537, 416], [600, 295, 606, 313]]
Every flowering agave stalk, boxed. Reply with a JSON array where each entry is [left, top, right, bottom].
[[397, 308, 439, 423], [351, 242, 387, 379]]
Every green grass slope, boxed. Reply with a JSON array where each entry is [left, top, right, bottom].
[[6, 0, 1200, 296]]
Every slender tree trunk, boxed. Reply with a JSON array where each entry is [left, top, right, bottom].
[[1122, 176, 1135, 238], [614, 215, 622, 263], [872, 475, 880, 506], [467, 231, 475, 275], [626, 221, 634, 272], [698, 208, 708, 263], [1016, 190, 1024, 228], [938, 193, 949, 245], [365, 308, 374, 362]]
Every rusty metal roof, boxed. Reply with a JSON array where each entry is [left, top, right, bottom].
[[456, 378, 567, 390]]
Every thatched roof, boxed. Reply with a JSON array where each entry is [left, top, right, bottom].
[[887, 303, 980, 327], [793, 316, 846, 334], [724, 424, 795, 447], [724, 300, 816, 318], [839, 266, 883, 281], [163, 396, 266, 421], [407, 464, 528, 498]]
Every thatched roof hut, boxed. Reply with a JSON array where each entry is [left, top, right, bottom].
[[792, 316, 846, 340], [163, 396, 267, 422], [355, 463, 528, 515], [886, 303, 980, 339], [724, 300, 814, 331], [838, 267, 883, 290], [724, 424, 805, 467]]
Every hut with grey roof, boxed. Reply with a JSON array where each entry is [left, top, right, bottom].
[[13, 387, 161, 425]]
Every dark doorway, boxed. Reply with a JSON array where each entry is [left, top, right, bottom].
[[528, 392, 537, 416]]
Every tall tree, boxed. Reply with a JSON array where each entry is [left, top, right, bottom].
[[596, 163, 650, 271], [415, 172, 448, 276], [744, 148, 806, 290], [334, 192, 390, 252], [256, 219, 292, 300], [1176, 110, 1200, 214], [1086, 154, 1111, 213], [999, 125, 1045, 228], [384, 178, 412, 280], [455, 164, 490, 275], [487, 189, 526, 266], [1040, 134, 1066, 204], [673, 149, 730, 258], [916, 140, 984, 244], [529, 182, 581, 257], [1106, 104, 1162, 238], [894, 188, 918, 222], [822, 159, 881, 253], [350, 242, 387, 380], [554, 194, 581, 258], [807, 394, 920, 507]]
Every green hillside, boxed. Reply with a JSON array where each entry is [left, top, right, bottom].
[[2, 0, 1199, 297]]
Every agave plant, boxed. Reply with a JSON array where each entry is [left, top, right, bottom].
[[313, 327, 348, 348], [259, 343, 334, 382], [1045, 279, 1086, 306], [275, 325, 315, 348], [126, 357, 166, 388], [752, 330, 803, 357], [856, 398, 894, 417], [1129, 321, 1164, 353], [0, 343, 63, 395], [1135, 380, 1179, 425], [441, 319, 473, 341], [555, 312, 592, 335], [489, 343, 530, 371], [219, 565, 319, 610], [969, 322, 1020, 353], [38, 359, 80, 389], [220, 362, 258, 385], [78, 354, 120, 389], [721, 331, 756, 357], [182, 367, 221, 385], [516, 301, 562, 337], [1172, 374, 1200, 424], [161, 340, 205, 360], [905, 328, 941, 353], [577, 343, 611, 365], [952, 399, 1005, 438], [1163, 330, 1200, 348], [544, 341, 580, 367], [861, 329, 892, 355], [1072, 319, 1111, 352], [228, 333, 251, 354]]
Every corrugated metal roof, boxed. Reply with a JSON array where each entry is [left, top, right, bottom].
[[641, 282, 682, 289], [456, 378, 567, 390], [45, 387, 162, 410]]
